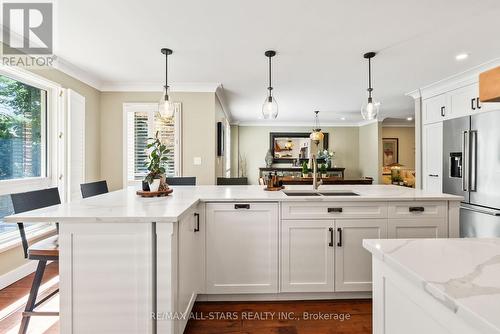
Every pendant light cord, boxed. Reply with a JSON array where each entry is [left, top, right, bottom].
[[268, 55, 272, 96], [368, 57, 372, 99], [165, 53, 169, 90]]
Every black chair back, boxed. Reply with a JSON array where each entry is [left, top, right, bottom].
[[80, 180, 109, 198], [165, 177, 196, 186], [217, 177, 248, 185], [11, 187, 61, 258]]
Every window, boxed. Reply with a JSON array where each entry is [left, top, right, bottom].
[[123, 103, 181, 186], [0, 67, 61, 247]]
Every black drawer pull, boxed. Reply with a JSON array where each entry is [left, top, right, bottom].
[[476, 97, 481, 109], [328, 207, 343, 213], [471, 98, 476, 110], [194, 213, 200, 232], [409, 206, 425, 213], [234, 204, 250, 209], [440, 106, 445, 117], [328, 228, 334, 247], [337, 228, 343, 247]]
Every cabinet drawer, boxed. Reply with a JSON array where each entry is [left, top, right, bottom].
[[281, 202, 388, 220], [388, 218, 447, 238], [388, 201, 447, 219]]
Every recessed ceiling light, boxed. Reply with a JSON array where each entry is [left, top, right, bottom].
[[406, 117, 413, 121], [340, 117, 346, 121], [455, 53, 469, 61]]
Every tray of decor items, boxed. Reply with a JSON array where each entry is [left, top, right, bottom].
[[136, 131, 174, 197], [264, 171, 285, 191]]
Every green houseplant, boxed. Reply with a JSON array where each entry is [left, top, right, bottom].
[[320, 163, 328, 178], [145, 131, 169, 191], [301, 161, 309, 178]]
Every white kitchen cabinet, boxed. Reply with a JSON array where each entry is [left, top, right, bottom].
[[334, 219, 387, 292], [388, 218, 447, 239], [206, 202, 278, 294], [281, 220, 334, 292], [177, 205, 204, 332], [422, 122, 443, 193], [449, 83, 479, 118], [423, 93, 448, 124]]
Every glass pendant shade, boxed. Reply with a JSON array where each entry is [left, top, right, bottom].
[[159, 87, 175, 117], [309, 129, 324, 142], [361, 99, 379, 120], [262, 96, 278, 119]]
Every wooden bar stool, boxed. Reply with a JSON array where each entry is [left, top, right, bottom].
[[10, 187, 61, 334]]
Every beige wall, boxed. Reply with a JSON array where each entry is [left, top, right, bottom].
[[214, 96, 227, 179], [31, 68, 101, 182], [359, 122, 380, 183], [100, 91, 221, 190], [382, 126, 416, 169], [235, 126, 361, 185], [230, 125, 239, 177]]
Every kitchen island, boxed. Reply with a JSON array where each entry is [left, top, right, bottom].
[[6, 185, 462, 334], [363, 238, 500, 334]]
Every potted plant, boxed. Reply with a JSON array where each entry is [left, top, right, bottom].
[[301, 161, 309, 178], [320, 163, 328, 178], [144, 131, 169, 192]]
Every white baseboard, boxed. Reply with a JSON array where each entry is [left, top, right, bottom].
[[196, 291, 372, 302], [0, 261, 38, 290]]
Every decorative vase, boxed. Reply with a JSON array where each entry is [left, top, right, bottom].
[[302, 173, 308, 178], [142, 180, 150, 191], [149, 179, 161, 192], [265, 150, 273, 168], [158, 175, 169, 191], [321, 173, 327, 178]]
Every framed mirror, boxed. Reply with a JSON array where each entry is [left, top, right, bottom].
[[270, 132, 329, 163]]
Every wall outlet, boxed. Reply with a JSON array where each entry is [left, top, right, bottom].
[[193, 157, 202, 165]]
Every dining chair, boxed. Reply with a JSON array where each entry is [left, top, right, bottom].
[[165, 177, 196, 186], [80, 180, 109, 198], [216, 177, 248, 185], [10, 187, 61, 334]]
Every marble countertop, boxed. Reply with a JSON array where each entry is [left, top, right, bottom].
[[363, 238, 500, 334], [5, 184, 462, 223]]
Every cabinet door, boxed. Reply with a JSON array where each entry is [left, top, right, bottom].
[[423, 94, 448, 124], [334, 219, 387, 292], [281, 220, 334, 292], [388, 218, 447, 239], [422, 122, 443, 193], [178, 206, 204, 332], [206, 203, 278, 294], [450, 83, 478, 118]]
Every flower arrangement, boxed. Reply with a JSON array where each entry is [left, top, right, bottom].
[[318, 149, 335, 166]]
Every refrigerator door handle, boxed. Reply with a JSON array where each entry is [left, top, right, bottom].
[[462, 130, 469, 192], [470, 130, 477, 192], [461, 205, 500, 216]]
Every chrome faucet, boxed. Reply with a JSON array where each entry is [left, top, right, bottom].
[[312, 155, 323, 190]]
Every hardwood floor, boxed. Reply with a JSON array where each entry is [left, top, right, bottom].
[[184, 299, 372, 334], [0, 262, 59, 334], [1, 265, 372, 334]]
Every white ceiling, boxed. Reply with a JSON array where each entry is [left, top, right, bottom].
[[55, 0, 500, 124]]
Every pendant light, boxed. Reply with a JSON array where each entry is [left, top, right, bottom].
[[159, 48, 175, 118], [310, 110, 324, 144], [361, 52, 379, 121], [262, 50, 278, 119]]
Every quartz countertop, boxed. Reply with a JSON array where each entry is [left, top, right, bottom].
[[5, 184, 462, 223], [363, 238, 500, 334]]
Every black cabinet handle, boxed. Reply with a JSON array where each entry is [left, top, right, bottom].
[[328, 207, 343, 213], [194, 213, 200, 232], [476, 97, 481, 109], [337, 228, 343, 247], [440, 106, 445, 117], [471, 98, 476, 110], [409, 206, 425, 213], [428, 174, 439, 177], [234, 204, 250, 209], [328, 228, 334, 247]]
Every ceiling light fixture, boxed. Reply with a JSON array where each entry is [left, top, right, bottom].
[[262, 50, 278, 119], [361, 52, 379, 121], [406, 116, 413, 121], [455, 53, 469, 61], [159, 48, 175, 117], [310, 110, 324, 144], [340, 117, 346, 121]]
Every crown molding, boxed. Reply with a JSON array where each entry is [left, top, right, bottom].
[[100, 81, 222, 93], [52, 56, 104, 90], [406, 57, 500, 100], [234, 120, 367, 128]]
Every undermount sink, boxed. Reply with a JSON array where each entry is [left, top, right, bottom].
[[283, 190, 359, 197]]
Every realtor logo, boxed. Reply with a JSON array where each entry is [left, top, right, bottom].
[[2, 2, 53, 55]]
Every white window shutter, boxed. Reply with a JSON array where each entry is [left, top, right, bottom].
[[67, 89, 85, 202]]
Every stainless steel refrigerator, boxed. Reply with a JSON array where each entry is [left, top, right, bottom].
[[443, 112, 500, 237]]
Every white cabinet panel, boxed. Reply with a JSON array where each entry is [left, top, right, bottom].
[[388, 218, 447, 239], [281, 220, 334, 292], [423, 94, 448, 124], [178, 205, 204, 332], [206, 203, 278, 294], [282, 202, 387, 220], [335, 219, 387, 292], [449, 83, 478, 118], [422, 122, 443, 193]]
